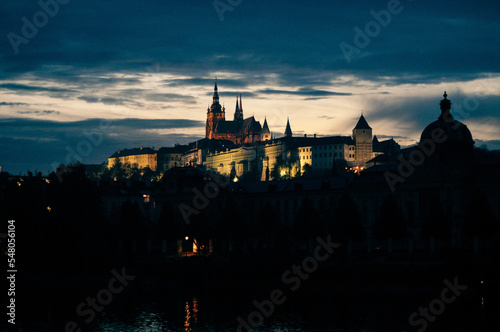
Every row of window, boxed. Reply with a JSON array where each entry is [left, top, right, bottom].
[[315, 152, 343, 158], [313, 162, 334, 167], [314, 145, 343, 150], [299, 145, 357, 153]]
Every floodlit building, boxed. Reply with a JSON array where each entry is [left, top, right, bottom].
[[107, 79, 398, 180], [108, 147, 157, 171]]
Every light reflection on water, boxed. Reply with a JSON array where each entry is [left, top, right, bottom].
[[95, 297, 308, 332], [90, 290, 488, 331], [184, 298, 198, 331]]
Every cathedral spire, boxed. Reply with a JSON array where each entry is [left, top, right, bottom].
[[234, 93, 243, 122], [284, 117, 292, 137], [212, 77, 219, 103], [210, 77, 222, 113], [262, 117, 270, 132], [239, 94, 243, 113]]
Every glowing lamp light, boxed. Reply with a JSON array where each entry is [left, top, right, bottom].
[[185, 236, 189, 241], [47, 206, 52, 212], [279, 167, 288, 177]]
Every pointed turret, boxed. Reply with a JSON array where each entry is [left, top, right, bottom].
[[373, 135, 379, 144], [284, 117, 292, 137], [206, 78, 225, 138], [354, 114, 371, 130], [261, 117, 271, 141], [210, 77, 223, 113], [234, 94, 243, 122]]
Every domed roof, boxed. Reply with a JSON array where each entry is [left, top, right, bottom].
[[420, 92, 474, 145]]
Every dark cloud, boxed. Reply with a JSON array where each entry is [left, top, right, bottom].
[[0, 0, 498, 173], [205, 91, 257, 98], [257, 88, 352, 97], [147, 93, 197, 103], [17, 110, 60, 116], [0, 102, 27, 106], [0, 83, 74, 93], [0, 117, 204, 174], [166, 78, 250, 88], [0, 83, 78, 99], [0, 0, 497, 84], [0, 118, 203, 131], [78, 96, 100, 103]]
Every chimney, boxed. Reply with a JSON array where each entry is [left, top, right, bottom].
[[304, 134, 307, 138], [314, 134, 316, 138]]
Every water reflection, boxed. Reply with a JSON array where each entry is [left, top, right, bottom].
[[91, 289, 488, 331], [184, 298, 198, 331]]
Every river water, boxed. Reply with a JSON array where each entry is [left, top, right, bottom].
[[5, 262, 496, 332]]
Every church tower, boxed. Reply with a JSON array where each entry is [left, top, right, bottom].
[[352, 114, 373, 167], [284, 117, 292, 137], [206, 78, 225, 138], [234, 94, 243, 122], [261, 117, 271, 141]]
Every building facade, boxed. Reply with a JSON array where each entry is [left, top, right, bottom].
[[107, 79, 396, 180], [108, 147, 158, 171], [352, 114, 373, 167], [206, 79, 265, 144]]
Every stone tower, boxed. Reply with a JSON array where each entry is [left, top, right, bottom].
[[353, 114, 373, 167], [206, 78, 225, 138], [261, 117, 271, 141]]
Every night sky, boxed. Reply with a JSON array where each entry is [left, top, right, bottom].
[[0, 0, 499, 174]]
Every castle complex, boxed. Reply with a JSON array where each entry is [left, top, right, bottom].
[[108, 79, 399, 179]]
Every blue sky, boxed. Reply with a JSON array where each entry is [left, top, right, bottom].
[[0, 0, 499, 174]]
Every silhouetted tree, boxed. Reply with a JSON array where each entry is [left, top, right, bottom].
[[108, 158, 126, 180], [44, 163, 109, 273], [272, 157, 291, 180], [302, 163, 312, 177]]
